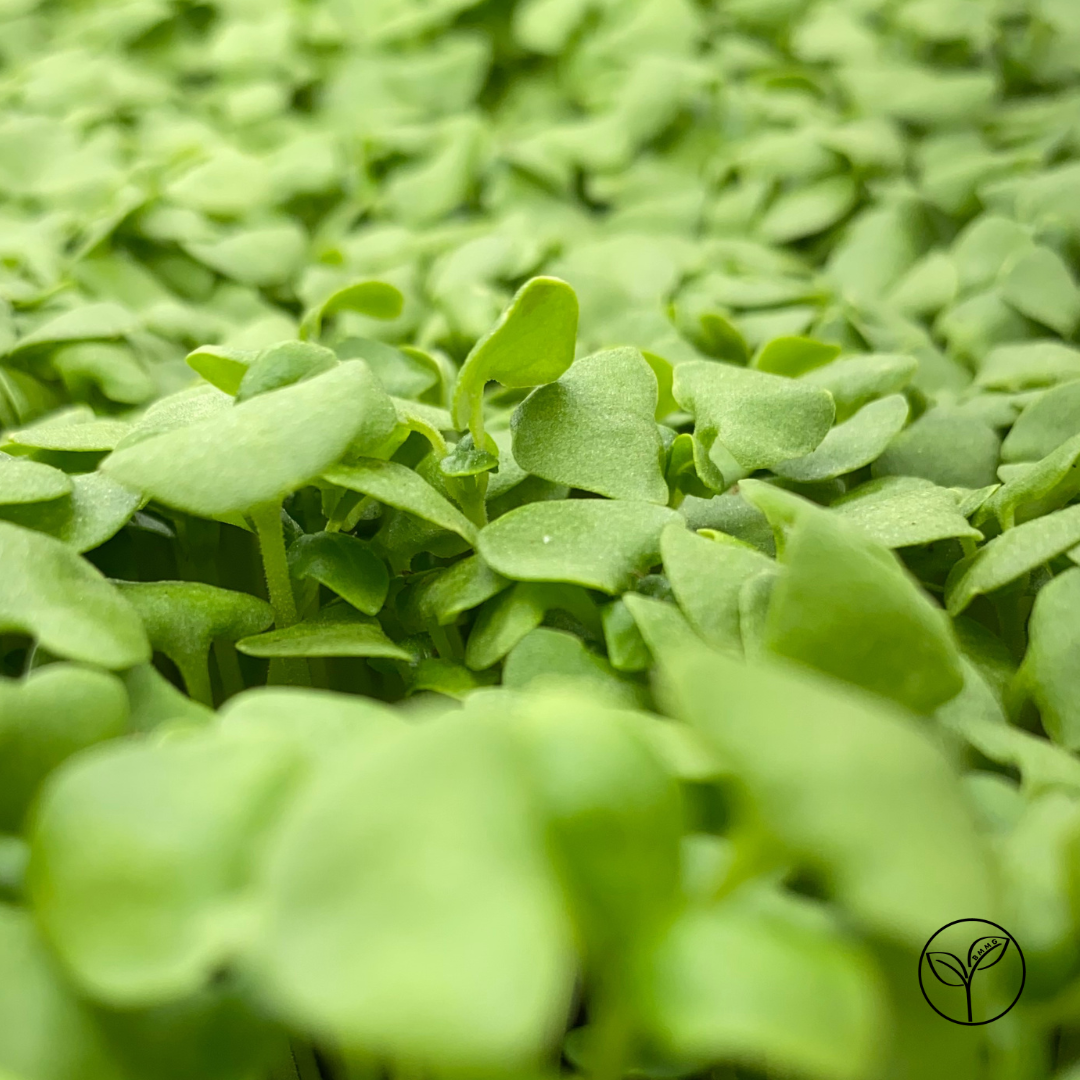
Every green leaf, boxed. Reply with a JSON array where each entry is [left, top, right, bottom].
[[114, 581, 273, 703], [0, 665, 128, 832], [3, 415, 131, 453], [661, 521, 776, 654], [502, 628, 644, 707], [975, 341, 1080, 392], [288, 532, 389, 616], [978, 432, 1080, 528], [8, 303, 137, 357], [1000, 246, 1080, 337], [235, 341, 339, 402], [1000, 381, 1080, 464], [1019, 569, 1080, 748], [643, 887, 886, 1080], [941, 710, 1080, 799], [338, 338, 442, 401], [511, 347, 668, 503], [873, 409, 1001, 490], [299, 280, 404, 342], [0, 455, 71, 505], [743, 483, 964, 713], [29, 731, 299, 1005], [218, 687, 402, 767], [452, 277, 579, 436], [602, 598, 652, 673], [660, 643, 998, 945], [324, 459, 479, 545], [185, 345, 259, 396], [237, 605, 411, 660], [103, 364, 397, 517], [250, 712, 574, 1067], [832, 476, 983, 549], [465, 581, 598, 671], [0, 472, 142, 554], [0, 521, 149, 670], [439, 433, 499, 478], [478, 499, 678, 595], [187, 224, 306, 288], [122, 664, 213, 735], [0, 904, 127, 1080], [774, 395, 909, 482], [753, 336, 841, 377], [759, 176, 859, 244], [402, 554, 510, 628], [490, 686, 681, 959], [946, 505, 1080, 615], [673, 361, 835, 473]]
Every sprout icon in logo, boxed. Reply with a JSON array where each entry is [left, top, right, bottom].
[[919, 919, 1025, 1025]]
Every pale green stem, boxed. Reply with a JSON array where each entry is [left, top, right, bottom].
[[250, 501, 310, 687], [587, 991, 632, 1080], [290, 1041, 323, 1080], [429, 623, 464, 662], [175, 652, 214, 708], [213, 639, 245, 699]]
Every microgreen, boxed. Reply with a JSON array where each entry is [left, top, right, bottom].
[[3, 1, 1080, 1078]]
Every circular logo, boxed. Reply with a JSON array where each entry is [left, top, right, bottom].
[[918, 919, 1025, 1025]]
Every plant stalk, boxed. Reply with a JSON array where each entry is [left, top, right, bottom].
[[251, 500, 310, 687]]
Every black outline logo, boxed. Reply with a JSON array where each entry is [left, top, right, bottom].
[[918, 919, 1025, 1025]]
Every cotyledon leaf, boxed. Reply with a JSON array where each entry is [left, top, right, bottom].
[[501, 628, 645, 707], [249, 711, 575, 1067], [0, 664, 129, 832], [401, 554, 509, 629], [300, 280, 405, 341], [773, 394, 909, 482], [672, 360, 835, 472], [0, 904, 128, 1080], [660, 520, 776, 654], [946, 505, 1080, 615], [0, 521, 149, 670], [28, 730, 300, 1006], [821, 348, 915, 423], [657, 641, 998, 946], [324, 459, 478, 546], [752, 336, 840, 377], [451, 277, 579, 437], [1000, 381, 1080, 464], [872, 408, 1001, 490], [185, 344, 260, 396], [102, 364, 397, 517], [465, 581, 599, 671], [1018, 569, 1080, 750], [237, 605, 411, 660], [288, 532, 389, 616], [2, 416, 131, 454], [113, 581, 273, 703], [743, 482, 964, 714], [643, 886, 887, 1080], [0, 455, 71, 505], [510, 347, 668, 503], [478, 499, 679, 595], [831, 476, 983, 549], [978, 432, 1080, 529]]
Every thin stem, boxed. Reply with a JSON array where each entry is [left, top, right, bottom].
[[213, 639, 245, 699], [251, 501, 298, 628], [250, 500, 310, 687], [429, 623, 464, 662], [291, 1041, 323, 1080], [966, 977, 973, 1024], [587, 991, 632, 1080], [176, 651, 214, 708]]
